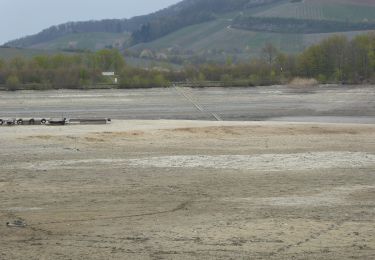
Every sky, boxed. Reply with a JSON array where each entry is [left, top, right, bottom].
[[0, 0, 181, 44]]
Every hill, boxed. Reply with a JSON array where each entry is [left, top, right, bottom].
[[5, 0, 280, 50], [255, 0, 375, 22], [3, 0, 375, 62], [130, 0, 375, 61], [0, 47, 69, 60], [30, 32, 131, 51]]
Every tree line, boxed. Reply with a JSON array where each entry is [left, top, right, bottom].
[[0, 33, 374, 90]]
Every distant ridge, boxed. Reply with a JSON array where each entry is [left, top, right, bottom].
[[4, 0, 282, 48], [3, 0, 375, 61]]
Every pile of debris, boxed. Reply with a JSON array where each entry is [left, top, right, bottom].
[[0, 118, 111, 126], [6, 220, 26, 228]]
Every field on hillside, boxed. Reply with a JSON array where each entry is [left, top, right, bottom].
[[133, 21, 371, 57], [0, 47, 66, 60], [132, 19, 305, 55], [30, 32, 130, 51], [308, 0, 375, 6], [132, 0, 375, 57], [4, 0, 375, 59], [256, 1, 375, 22]]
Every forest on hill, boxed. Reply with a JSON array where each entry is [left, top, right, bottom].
[[0, 33, 374, 90]]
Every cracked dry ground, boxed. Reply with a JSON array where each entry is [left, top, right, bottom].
[[0, 122, 374, 259]]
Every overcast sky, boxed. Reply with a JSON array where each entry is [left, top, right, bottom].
[[0, 0, 181, 44]]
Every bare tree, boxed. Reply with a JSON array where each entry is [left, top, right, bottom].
[[262, 43, 279, 65]]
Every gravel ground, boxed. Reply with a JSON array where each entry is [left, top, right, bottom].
[[0, 120, 374, 259], [0, 85, 374, 122]]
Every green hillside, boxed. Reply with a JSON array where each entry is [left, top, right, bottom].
[[255, 1, 375, 22], [30, 32, 131, 51], [129, 0, 375, 62], [132, 19, 304, 54], [132, 21, 370, 61], [3, 0, 375, 64], [0, 47, 66, 60]]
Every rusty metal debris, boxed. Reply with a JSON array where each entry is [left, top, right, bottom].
[[0, 118, 111, 126], [6, 220, 27, 228]]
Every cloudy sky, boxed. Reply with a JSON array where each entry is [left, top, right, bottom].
[[0, 0, 181, 44]]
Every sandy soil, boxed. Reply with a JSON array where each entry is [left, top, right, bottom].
[[0, 120, 374, 259]]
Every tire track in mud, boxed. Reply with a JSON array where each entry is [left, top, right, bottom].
[[17, 235, 150, 251], [273, 221, 346, 256], [3, 201, 193, 254], [28, 200, 192, 226], [272, 209, 372, 257]]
